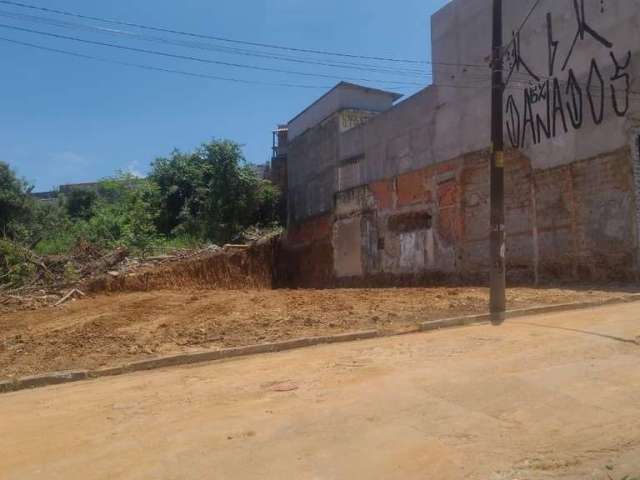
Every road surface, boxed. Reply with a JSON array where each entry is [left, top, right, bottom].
[[2, 302, 640, 479]]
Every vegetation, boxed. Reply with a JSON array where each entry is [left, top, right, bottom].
[[0, 139, 283, 287], [150, 140, 280, 243]]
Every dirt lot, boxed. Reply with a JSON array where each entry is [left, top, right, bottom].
[[0, 286, 637, 379], [2, 302, 640, 479]]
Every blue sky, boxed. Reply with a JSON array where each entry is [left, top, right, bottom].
[[0, 0, 449, 191]]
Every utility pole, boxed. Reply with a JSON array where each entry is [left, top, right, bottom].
[[490, 0, 506, 323]]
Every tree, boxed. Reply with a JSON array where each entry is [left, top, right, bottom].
[[150, 139, 281, 244], [148, 149, 203, 236], [0, 161, 34, 240], [62, 188, 97, 220], [80, 173, 161, 254]]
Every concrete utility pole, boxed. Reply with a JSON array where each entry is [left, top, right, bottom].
[[490, 0, 506, 323]]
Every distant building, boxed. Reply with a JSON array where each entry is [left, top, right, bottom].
[[32, 181, 99, 203], [270, 125, 288, 192], [249, 163, 270, 180], [30, 190, 58, 203]]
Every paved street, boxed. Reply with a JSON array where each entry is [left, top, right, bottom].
[[2, 302, 640, 480]]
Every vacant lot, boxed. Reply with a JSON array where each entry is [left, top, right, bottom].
[[0, 286, 637, 379], [2, 302, 640, 479]]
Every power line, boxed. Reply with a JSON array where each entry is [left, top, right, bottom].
[[0, 33, 495, 93], [0, 0, 487, 69], [0, 35, 335, 89], [4, 32, 636, 112], [0, 23, 427, 86], [4, 28, 632, 99], [502, 0, 544, 56], [0, 9, 432, 78]]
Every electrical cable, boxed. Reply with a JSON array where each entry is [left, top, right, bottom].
[[0, 23, 427, 86], [0, 0, 487, 68], [0, 35, 333, 89], [0, 9, 432, 78]]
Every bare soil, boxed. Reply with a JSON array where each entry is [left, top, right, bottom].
[[2, 301, 640, 479], [0, 286, 636, 379]]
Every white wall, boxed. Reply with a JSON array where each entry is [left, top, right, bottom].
[[430, 0, 640, 170]]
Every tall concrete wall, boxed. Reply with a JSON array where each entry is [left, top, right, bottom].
[[282, 0, 640, 286], [432, 0, 640, 168]]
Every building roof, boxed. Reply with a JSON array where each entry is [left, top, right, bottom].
[[288, 82, 403, 125]]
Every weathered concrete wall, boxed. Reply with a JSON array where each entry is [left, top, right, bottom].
[[284, 146, 637, 286], [288, 82, 401, 141], [287, 115, 340, 224], [431, 0, 640, 168], [282, 0, 640, 286]]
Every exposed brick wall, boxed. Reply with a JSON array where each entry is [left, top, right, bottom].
[[369, 179, 394, 210], [285, 214, 333, 245], [567, 148, 637, 281], [279, 147, 638, 287], [397, 170, 429, 207], [278, 214, 335, 288]]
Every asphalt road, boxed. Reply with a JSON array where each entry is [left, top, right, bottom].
[[2, 302, 640, 479]]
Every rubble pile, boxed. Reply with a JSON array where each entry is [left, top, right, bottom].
[[0, 240, 223, 312]]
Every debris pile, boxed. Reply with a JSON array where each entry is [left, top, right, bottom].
[[0, 238, 233, 312]]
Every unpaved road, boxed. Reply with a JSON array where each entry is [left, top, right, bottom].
[[2, 302, 640, 480], [1, 286, 637, 379]]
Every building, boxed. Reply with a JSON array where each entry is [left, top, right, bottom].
[[270, 125, 289, 193], [274, 0, 640, 287], [32, 182, 102, 203]]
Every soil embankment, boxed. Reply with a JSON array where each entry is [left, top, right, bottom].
[[0, 286, 635, 379]]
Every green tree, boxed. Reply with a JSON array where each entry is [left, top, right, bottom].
[[82, 173, 161, 255], [148, 150, 203, 236], [0, 161, 34, 240], [62, 188, 98, 220], [150, 139, 281, 244]]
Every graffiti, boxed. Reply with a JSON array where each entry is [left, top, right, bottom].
[[506, 31, 540, 83], [546, 13, 559, 77], [610, 51, 632, 116], [587, 59, 605, 124], [561, 0, 612, 71], [505, 1, 632, 148]]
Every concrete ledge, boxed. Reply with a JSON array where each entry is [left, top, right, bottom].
[[420, 294, 640, 332], [2, 294, 640, 395], [0, 330, 379, 394]]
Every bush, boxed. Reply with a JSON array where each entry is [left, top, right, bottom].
[[3, 139, 283, 260], [0, 162, 34, 241], [62, 189, 97, 220], [150, 139, 282, 244], [0, 239, 38, 288], [78, 173, 161, 256]]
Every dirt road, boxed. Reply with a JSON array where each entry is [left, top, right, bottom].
[[2, 302, 640, 479], [1, 286, 636, 379]]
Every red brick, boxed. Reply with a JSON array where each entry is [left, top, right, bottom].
[[287, 215, 332, 245], [369, 180, 394, 210], [437, 181, 459, 208], [397, 170, 430, 207]]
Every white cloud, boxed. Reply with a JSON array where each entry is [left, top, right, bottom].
[[125, 160, 144, 178]]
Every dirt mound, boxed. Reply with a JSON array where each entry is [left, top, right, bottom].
[[0, 236, 279, 313], [0, 286, 635, 380], [83, 238, 277, 294]]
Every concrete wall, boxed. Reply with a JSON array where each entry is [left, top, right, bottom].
[[288, 82, 401, 141], [282, 0, 640, 286], [431, 0, 640, 168]]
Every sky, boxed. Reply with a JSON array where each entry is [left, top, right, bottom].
[[0, 0, 450, 191]]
